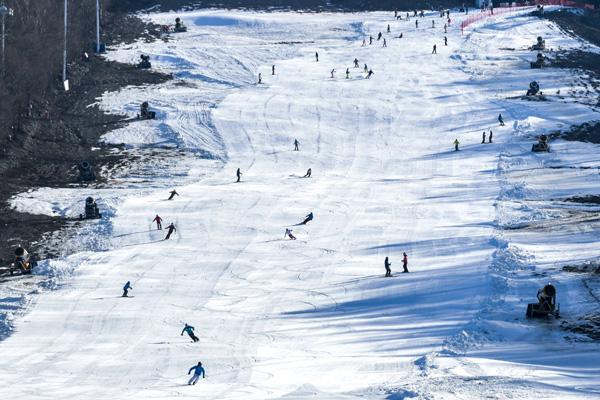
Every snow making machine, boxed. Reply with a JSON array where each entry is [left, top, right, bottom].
[[530, 53, 545, 69], [532, 135, 550, 152], [10, 246, 37, 276], [78, 160, 96, 182], [137, 54, 151, 69], [526, 283, 559, 318], [139, 101, 156, 120], [174, 17, 187, 32], [531, 36, 545, 51], [79, 197, 102, 220]]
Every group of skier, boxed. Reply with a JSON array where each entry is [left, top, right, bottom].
[[384, 253, 409, 277]]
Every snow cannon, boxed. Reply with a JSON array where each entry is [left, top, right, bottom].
[[137, 54, 151, 69], [10, 246, 37, 275], [139, 101, 156, 120], [80, 197, 102, 220], [526, 81, 540, 96], [78, 160, 96, 182], [530, 53, 544, 69], [532, 36, 545, 51], [526, 283, 559, 318], [174, 17, 187, 32], [531, 135, 549, 152]]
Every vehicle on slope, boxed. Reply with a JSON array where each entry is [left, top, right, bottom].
[[10, 246, 37, 275], [526, 283, 560, 318]]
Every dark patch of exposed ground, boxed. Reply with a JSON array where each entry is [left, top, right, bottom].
[[0, 15, 170, 269]]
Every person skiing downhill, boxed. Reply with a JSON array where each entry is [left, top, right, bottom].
[[489, 130, 493, 143], [153, 214, 163, 230], [384, 257, 392, 277], [432, 20, 435, 28], [364, 64, 368, 73], [165, 223, 176, 240], [315, 52, 319, 62], [330, 69, 335, 78], [181, 323, 199, 343], [188, 362, 205, 385], [294, 139, 299, 151], [482, 131, 486, 144], [454, 138, 460, 151], [361, 38, 366, 46], [369, 36, 373, 45], [303, 168, 312, 178], [122, 281, 132, 297], [402, 252, 409, 273], [377, 32, 382, 41], [236, 168, 242, 183], [367, 69, 374, 79], [168, 189, 179, 200], [301, 212, 313, 225], [444, 36, 448, 46], [285, 228, 297, 240], [498, 113, 505, 126], [444, 24, 447, 33]]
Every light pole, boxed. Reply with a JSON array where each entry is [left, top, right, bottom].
[[0, 4, 14, 76], [63, 0, 68, 90], [95, 0, 101, 53]]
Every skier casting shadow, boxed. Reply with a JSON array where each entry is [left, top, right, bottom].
[[181, 323, 199, 343], [301, 212, 313, 225], [302, 168, 312, 178]]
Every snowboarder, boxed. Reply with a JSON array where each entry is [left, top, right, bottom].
[[432, 44, 437, 54], [272, 65, 275, 75], [354, 58, 359, 68], [367, 69, 374, 79], [294, 139, 299, 151], [387, 24, 391, 33], [444, 36, 448, 46], [489, 130, 493, 143], [122, 281, 132, 297], [383, 38, 387, 47], [384, 256, 392, 277], [153, 214, 163, 230], [402, 252, 409, 273], [364, 64, 368, 73], [236, 168, 242, 183], [498, 113, 505, 126], [482, 131, 486, 144], [377, 32, 382, 41], [165, 223, 176, 240], [188, 362, 205, 385], [330, 69, 335, 78], [454, 138, 460, 151], [303, 168, 312, 178], [315, 52, 319, 62], [301, 212, 313, 225], [181, 323, 199, 342], [168, 189, 179, 200], [258, 73, 262, 84], [285, 228, 297, 240]]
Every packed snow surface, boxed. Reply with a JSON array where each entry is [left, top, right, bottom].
[[2, 7, 600, 400]]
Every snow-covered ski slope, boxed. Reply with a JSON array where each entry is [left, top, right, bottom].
[[2, 8, 600, 399]]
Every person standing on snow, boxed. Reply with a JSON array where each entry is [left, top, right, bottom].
[[454, 138, 460, 151], [303, 168, 312, 178], [285, 228, 297, 240], [387, 24, 391, 33], [444, 24, 447, 33], [181, 323, 199, 343], [444, 36, 448, 46], [294, 139, 299, 151], [330, 69, 335, 78], [346, 68, 350, 78], [354, 58, 359, 68], [384, 257, 392, 277], [489, 130, 493, 143], [432, 20, 435, 28], [432, 44, 437, 54], [377, 32, 382, 41], [122, 281, 133, 297], [188, 362, 206, 385], [415, 20, 419, 28], [369, 35, 373, 45], [236, 168, 242, 183], [153, 214, 163, 230], [482, 131, 486, 144], [258, 73, 262, 84], [367, 69, 374, 79], [272, 65, 275, 75], [402, 252, 409, 273], [301, 212, 313, 225], [383, 38, 387, 47], [498, 113, 505, 126], [315, 52, 319, 62], [364, 64, 368, 73], [165, 223, 176, 240], [168, 189, 179, 200], [361, 38, 366, 46]]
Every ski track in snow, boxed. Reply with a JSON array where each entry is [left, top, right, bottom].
[[2, 7, 600, 400]]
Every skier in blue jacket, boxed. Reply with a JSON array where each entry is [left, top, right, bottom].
[[188, 362, 206, 385], [181, 323, 199, 342], [122, 281, 132, 297]]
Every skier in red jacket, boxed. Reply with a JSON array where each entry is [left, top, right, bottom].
[[153, 214, 163, 230]]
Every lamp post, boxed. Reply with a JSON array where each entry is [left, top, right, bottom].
[[62, 0, 68, 90], [95, 0, 100, 53], [0, 4, 14, 76]]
